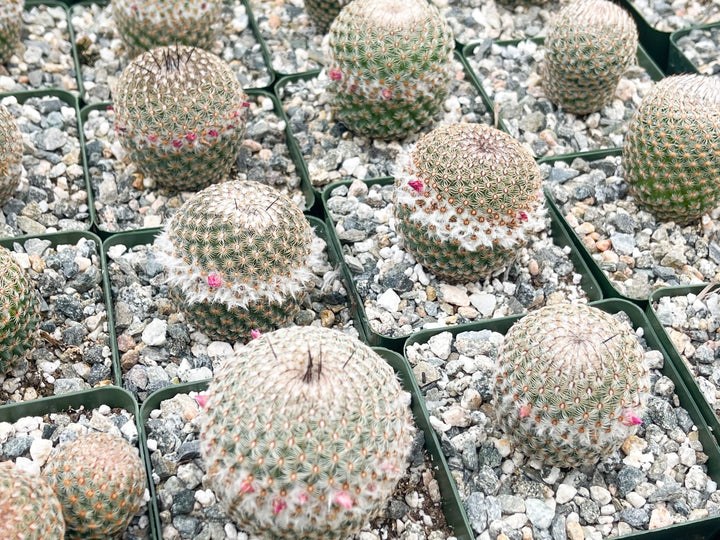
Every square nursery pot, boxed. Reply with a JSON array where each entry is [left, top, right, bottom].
[[138, 347, 475, 540], [0, 385, 156, 539], [101, 215, 362, 403], [80, 88, 314, 235], [0, 230, 115, 405], [0, 89, 91, 238], [668, 22, 720, 75], [461, 37, 664, 161], [322, 176, 601, 352], [404, 297, 720, 540]]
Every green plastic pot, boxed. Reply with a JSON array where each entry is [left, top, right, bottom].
[[618, 0, 673, 73], [668, 22, 720, 75]]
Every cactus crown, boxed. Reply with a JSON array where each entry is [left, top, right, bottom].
[[0, 0, 22, 64], [0, 103, 22, 206], [200, 326, 415, 540]]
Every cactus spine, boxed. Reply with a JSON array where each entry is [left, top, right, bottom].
[[0, 103, 22, 206], [0, 0, 22, 64]]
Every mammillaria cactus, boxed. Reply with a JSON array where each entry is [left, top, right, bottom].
[[0, 461, 66, 539], [494, 304, 650, 468], [623, 74, 720, 225], [542, 0, 638, 115], [111, 0, 223, 54], [0, 0, 22, 64], [199, 325, 415, 540], [304, 0, 350, 34], [393, 123, 544, 282], [0, 245, 41, 374], [43, 431, 146, 539], [112, 45, 248, 192], [325, 0, 454, 139], [0, 103, 22, 206], [153, 180, 316, 342]]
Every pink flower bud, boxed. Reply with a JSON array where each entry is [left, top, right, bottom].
[[186, 132, 197, 142], [334, 491, 353, 509], [194, 393, 209, 408], [172, 139, 182, 148], [106, 104, 114, 111], [382, 88, 392, 100], [329, 68, 342, 81], [241, 102, 250, 108], [207, 273, 222, 288], [621, 409, 642, 426], [250, 329, 262, 339], [240, 478, 255, 493], [519, 211, 528, 221], [208, 130, 219, 137], [273, 498, 287, 514], [408, 180, 423, 193], [519, 405, 530, 418], [298, 493, 309, 505], [147, 134, 157, 142]]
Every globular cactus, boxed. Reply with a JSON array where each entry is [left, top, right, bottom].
[[112, 45, 248, 192], [393, 123, 544, 283], [0, 0, 22, 64], [153, 180, 315, 342], [623, 74, 720, 225], [0, 103, 22, 206], [494, 304, 651, 468], [43, 431, 147, 540], [0, 245, 41, 374], [325, 0, 454, 139], [304, 0, 350, 34], [199, 325, 415, 540], [111, 0, 223, 54], [542, 0, 638, 115], [0, 461, 66, 539]]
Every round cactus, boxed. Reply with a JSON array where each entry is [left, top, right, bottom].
[[0, 103, 22, 206], [393, 123, 544, 282], [494, 304, 651, 468], [0, 245, 41, 374], [325, 0, 455, 139], [199, 325, 415, 540], [43, 431, 146, 540], [0, 0, 22, 64], [112, 45, 248, 192], [153, 180, 315, 342], [0, 461, 66, 539], [623, 74, 720, 225], [304, 0, 350, 34], [542, 0, 638, 115], [111, 0, 223, 54]]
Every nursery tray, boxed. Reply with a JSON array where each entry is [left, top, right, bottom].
[[668, 22, 720, 75], [619, 0, 673, 73]]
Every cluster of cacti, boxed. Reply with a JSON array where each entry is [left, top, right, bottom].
[[0, 245, 41, 373], [623, 74, 720, 225], [112, 44, 248, 192], [393, 123, 544, 282], [111, 0, 223, 54], [325, 0, 455, 139], [153, 180, 315, 342], [0, 0, 22, 64], [43, 431, 147, 539], [494, 303, 650, 468], [1, 461, 66, 539], [304, 0, 351, 34], [0, 103, 22, 206], [542, 0, 638, 115], [199, 325, 415, 540]]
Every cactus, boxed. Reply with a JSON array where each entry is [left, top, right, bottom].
[[542, 0, 638, 115], [43, 431, 147, 539], [111, 0, 223, 54], [494, 304, 650, 468], [623, 74, 720, 225], [0, 103, 22, 206], [0, 0, 22, 64], [0, 245, 41, 374], [0, 461, 66, 539], [393, 123, 544, 283], [304, 0, 350, 34], [199, 325, 415, 540], [112, 45, 248, 192], [325, 0, 454, 139], [153, 180, 316, 342]]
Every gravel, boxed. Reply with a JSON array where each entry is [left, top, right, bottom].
[[626, 0, 720, 32], [673, 25, 720, 75]]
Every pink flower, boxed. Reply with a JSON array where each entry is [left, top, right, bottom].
[[334, 492, 353, 509], [329, 68, 342, 81], [208, 130, 219, 137], [106, 104, 114, 111], [172, 139, 182, 148], [519, 211, 528, 221], [186, 132, 197, 142], [194, 393, 209, 408], [240, 477, 255, 493], [207, 273, 222, 288], [519, 405, 530, 418], [297, 493, 309, 504], [273, 498, 287, 514], [250, 329, 262, 339], [408, 180, 423, 193], [241, 102, 250, 108], [382, 88, 392, 100], [621, 409, 642, 426], [147, 134, 157, 142]]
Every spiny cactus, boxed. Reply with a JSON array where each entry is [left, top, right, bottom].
[[0, 245, 41, 374], [494, 304, 650, 468], [111, 0, 223, 54], [0, 0, 22, 64], [304, 0, 350, 34], [325, 0, 455, 139], [199, 325, 415, 540], [393, 123, 544, 283], [113, 45, 248, 192], [0, 461, 66, 539], [542, 0, 638, 115], [623, 74, 720, 225], [0, 103, 22, 206], [43, 431, 147, 540], [153, 180, 316, 342]]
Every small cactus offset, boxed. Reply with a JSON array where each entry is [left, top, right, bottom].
[[393, 123, 544, 282], [0, 103, 22, 206], [623, 74, 720, 225], [304, 0, 350, 34], [153, 180, 315, 342], [0, 0, 22, 64], [113, 45, 248, 192], [325, 0, 454, 139], [111, 0, 223, 54], [0, 461, 66, 539], [43, 431, 147, 539], [199, 326, 415, 540], [542, 0, 638, 115], [494, 304, 650, 468]]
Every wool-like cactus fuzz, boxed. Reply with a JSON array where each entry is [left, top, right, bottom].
[[0, 0, 22, 63], [623, 74, 720, 225], [494, 304, 650, 468], [0, 103, 22, 206], [199, 326, 415, 540]]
